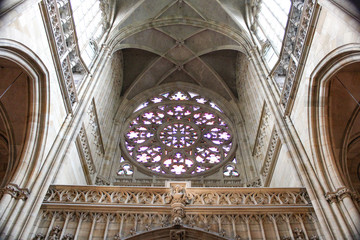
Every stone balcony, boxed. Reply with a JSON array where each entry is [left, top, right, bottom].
[[32, 183, 322, 239]]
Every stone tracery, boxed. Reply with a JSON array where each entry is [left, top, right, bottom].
[[123, 90, 236, 177]]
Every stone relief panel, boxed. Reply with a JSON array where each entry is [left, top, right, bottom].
[[261, 128, 281, 185], [88, 99, 105, 156], [77, 125, 96, 176], [253, 102, 271, 159]]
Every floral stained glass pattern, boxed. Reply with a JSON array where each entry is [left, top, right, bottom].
[[123, 91, 235, 177]]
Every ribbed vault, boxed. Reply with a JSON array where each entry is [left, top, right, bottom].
[[108, 0, 251, 102]]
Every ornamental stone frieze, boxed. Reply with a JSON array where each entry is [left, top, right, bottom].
[[261, 128, 280, 181], [88, 100, 105, 156], [34, 183, 320, 239], [0, 183, 30, 200], [43, 184, 311, 206], [253, 102, 271, 159], [77, 125, 96, 175]]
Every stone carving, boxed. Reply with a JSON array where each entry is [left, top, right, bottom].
[[33, 233, 45, 240], [325, 186, 357, 203], [78, 126, 96, 174], [44, 185, 311, 206], [43, 0, 66, 57], [261, 129, 279, 178], [271, 0, 317, 110], [293, 228, 304, 240], [324, 191, 338, 204], [95, 176, 110, 186], [61, 58, 77, 106], [169, 185, 191, 225], [335, 187, 353, 201], [49, 226, 62, 240], [34, 210, 318, 240], [0, 183, 30, 200], [88, 100, 105, 156], [62, 234, 74, 240], [99, 0, 110, 31], [42, 0, 82, 108], [246, 177, 262, 187], [253, 103, 271, 158], [170, 229, 186, 240]]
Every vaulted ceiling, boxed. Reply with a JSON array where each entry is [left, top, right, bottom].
[[108, 0, 252, 102]]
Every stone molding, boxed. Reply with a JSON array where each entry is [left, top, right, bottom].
[[88, 100, 105, 156], [261, 128, 280, 179], [44, 185, 311, 206], [253, 102, 271, 158], [77, 125, 96, 175], [0, 183, 30, 200]]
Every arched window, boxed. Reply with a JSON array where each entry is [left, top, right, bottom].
[[120, 90, 238, 178], [71, 0, 104, 66], [250, 0, 291, 68]]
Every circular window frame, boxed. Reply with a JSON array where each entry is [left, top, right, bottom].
[[120, 96, 238, 178]]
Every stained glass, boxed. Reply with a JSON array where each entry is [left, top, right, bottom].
[[124, 90, 235, 177]]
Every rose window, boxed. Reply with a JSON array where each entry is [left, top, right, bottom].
[[123, 91, 236, 177], [158, 122, 200, 148]]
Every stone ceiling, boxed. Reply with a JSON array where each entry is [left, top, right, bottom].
[[108, 0, 251, 102]]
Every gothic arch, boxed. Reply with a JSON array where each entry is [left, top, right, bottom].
[[0, 39, 49, 192], [308, 43, 360, 237], [126, 226, 227, 240], [309, 43, 360, 192], [0, 101, 15, 187]]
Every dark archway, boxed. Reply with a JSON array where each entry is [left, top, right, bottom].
[[0, 57, 31, 188], [308, 43, 360, 237], [126, 226, 228, 240], [0, 39, 49, 192]]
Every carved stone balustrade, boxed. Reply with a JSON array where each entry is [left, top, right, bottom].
[[272, 0, 318, 112], [32, 184, 321, 239]]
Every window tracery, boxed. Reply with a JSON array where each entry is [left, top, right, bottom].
[[250, 0, 291, 69], [223, 159, 240, 177], [121, 91, 236, 178], [117, 157, 134, 176]]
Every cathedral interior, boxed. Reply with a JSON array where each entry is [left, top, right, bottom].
[[0, 0, 360, 239]]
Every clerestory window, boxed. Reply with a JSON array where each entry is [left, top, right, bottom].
[[251, 0, 291, 69], [71, 0, 104, 67]]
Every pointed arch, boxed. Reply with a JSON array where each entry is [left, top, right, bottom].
[[0, 39, 49, 193], [126, 226, 228, 240]]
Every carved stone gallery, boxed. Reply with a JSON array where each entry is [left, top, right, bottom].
[[0, 0, 359, 239]]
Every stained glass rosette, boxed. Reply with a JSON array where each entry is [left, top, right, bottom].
[[123, 91, 235, 177]]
